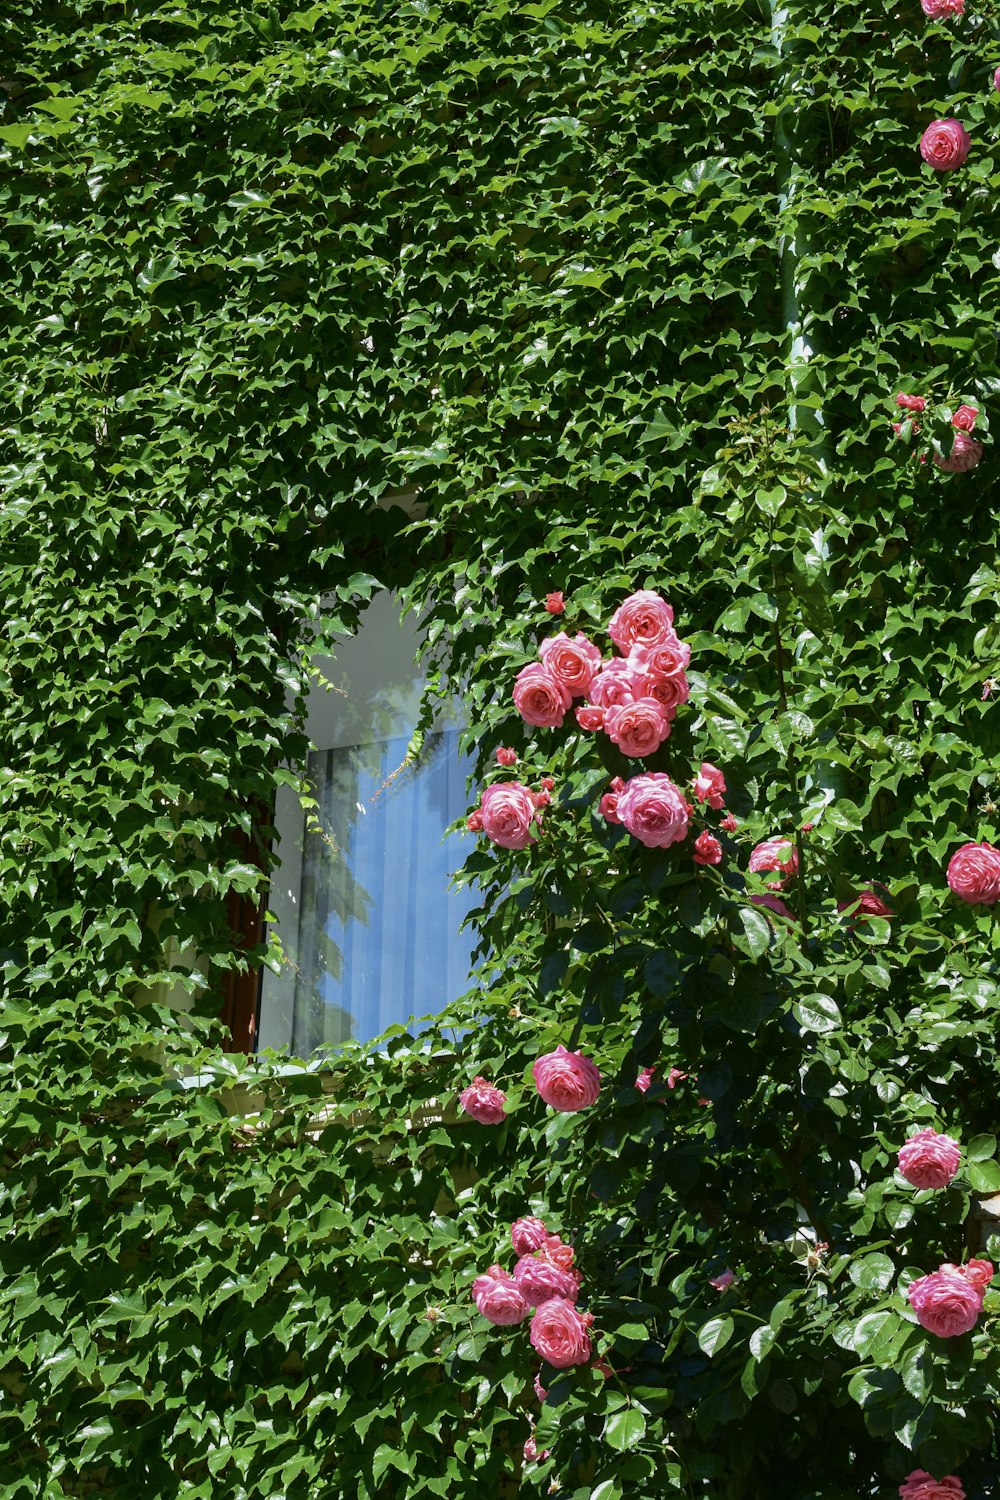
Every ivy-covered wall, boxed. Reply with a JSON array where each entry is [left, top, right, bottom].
[[2, 1, 1000, 1497]]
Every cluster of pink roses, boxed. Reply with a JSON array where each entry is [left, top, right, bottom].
[[892, 1126, 994, 1340], [946, 840, 1000, 905], [892, 393, 984, 473], [470, 589, 744, 866], [512, 588, 691, 754], [459, 1046, 601, 1127], [465, 759, 555, 850], [471, 1217, 594, 1371]]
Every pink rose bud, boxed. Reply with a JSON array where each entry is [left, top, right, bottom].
[[495, 746, 518, 766], [513, 1252, 581, 1307], [598, 791, 622, 824], [921, 0, 964, 14], [907, 1266, 983, 1337], [897, 1128, 961, 1189], [946, 841, 1000, 905], [748, 836, 799, 881], [540, 776, 555, 792], [543, 592, 565, 614], [608, 589, 676, 653], [533, 1371, 548, 1402], [511, 1217, 550, 1257], [472, 1265, 530, 1325], [721, 812, 739, 833], [531, 788, 551, 809], [934, 432, 983, 472], [635, 1065, 656, 1093], [692, 761, 727, 809], [709, 1269, 735, 1291], [616, 772, 690, 848], [480, 782, 539, 850], [529, 1296, 593, 1368], [523, 1435, 550, 1463], [539, 631, 604, 698], [533, 1045, 601, 1112], [952, 405, 978, 431], [459, 1075, 508, 1125], [576, 704, 606, 731], [899, 1471, 966, 1500], [995, 66, 1000, 92], [693, 832, 723, 867], [837, 886, 894, 922], [919, 118, 971, 171], [466, 810, 484, 832], [896, 393, 927, 412], [513, 663, 572, 728], [666, 1067, 688, 1088]]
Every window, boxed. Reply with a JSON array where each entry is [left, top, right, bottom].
[[256, 592, 478, 1056]]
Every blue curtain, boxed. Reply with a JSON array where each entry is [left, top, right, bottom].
[[286, 728, 477, 1053]]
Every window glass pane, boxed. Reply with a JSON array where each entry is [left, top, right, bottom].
[[258, 595, 477, 1055]]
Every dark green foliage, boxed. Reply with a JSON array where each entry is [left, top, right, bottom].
[[2, 1, 1000, 1497]]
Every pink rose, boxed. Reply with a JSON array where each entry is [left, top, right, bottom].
[[466, 810, 483, 832], [897, 1128, 961, 1189], [513, 1252, 580, 1306], [604, 697, 670, 757], [899, 1472, 965, 1500], [523, 1435, 550, 1463], [751, 892, 796, 922], [919, 118, 971, 171], [693, 762, 727, 810], [709, 1269, 735, 1291], [642, 672, 689, 714], [576, 704, 606, 731], [616, 772, 690, 848], [946, 841, 1000, 905], [472, 1265, 530, 1325], [920, 0, 964, 14], [952, 405, 978, 431], [480, 782, 538, 850], [748, 836, 799, 880], [837, 886, 894, 922], [721, 812, 738, 833], [635, 1065, 656, 1093], [667, 1067, 688, 1088], [459, 1075, 507, 1125], [587, 659, 642, 709], [934, 432, 983, 472], [693, 832, 723, 867], [896, 393, 926, 412], [628, 637, 691, 681], [961, 1259, 994, 1291], [539, 631, 603, 698], [598, 790, 622, 824], [529, 1297, 593, 1368], [495, 746, 517, 766], [511, 1217, 549, 1257], [544, 592, 565, 614], [512, 663, 572, 728], [608, 589, 676, 653], [533, 1371, 548, 1402], [907, 1267, 983, 1337], [995, 66, 1000, 92], [533, 1044, 601, 1112]]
